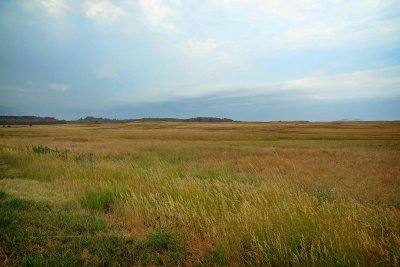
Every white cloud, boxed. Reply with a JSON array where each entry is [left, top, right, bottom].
[[183, 39, 239, 67], [85, 1, 124, 21], [168, 0, 182, 7], [210, 0, 400, 52], [95, 67, 118, 78], [213, 0, 397, 21], [185, 39, 218, 55], [281, 23, 337, 43], [49, 83, 70, 92], [26, 81, 36, 86], [138, 0, 177, 30], [212, 66, 400, 101], [35, 0, 69, 16], [115, 66, 400, 103], [281, 66, 400, 100], [212, 0, 320, 20]]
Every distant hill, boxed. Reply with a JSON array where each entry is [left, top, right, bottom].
[[0, 116, 66, 125], [75, 116, 118, 123], [0, 116, 236, 125], [75, 116, 236, 123], [183, 117, 234, 122]]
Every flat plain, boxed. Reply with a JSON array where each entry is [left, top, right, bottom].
[[1, 121, 399, 266]]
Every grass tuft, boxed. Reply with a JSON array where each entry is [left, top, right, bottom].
[[146, 228, 185, 253], [203, 248, 228, 266], [0, 190, 5, 199], [136, 228, 189, 265], [80, 189, 114, 213]]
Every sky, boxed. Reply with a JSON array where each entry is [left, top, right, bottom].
[[0, 0, 399, 121]]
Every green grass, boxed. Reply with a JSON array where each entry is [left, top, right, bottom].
[[0, 192, 193, 266], [0, 193, 131, 266], [0, 190, 5, 199], [203, 248, 228, 266], [80, 189, 114, 213], [136, 228, 189, 266]]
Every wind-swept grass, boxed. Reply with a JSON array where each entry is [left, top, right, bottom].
[[0, 121, 399, 265]]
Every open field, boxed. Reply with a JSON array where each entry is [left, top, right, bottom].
[[1, 121, 400, 266]]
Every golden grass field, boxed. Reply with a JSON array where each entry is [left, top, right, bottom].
[[0, 121, 399, 266]]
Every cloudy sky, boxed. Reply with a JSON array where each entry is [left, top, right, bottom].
[[0, 0, 399, 121]]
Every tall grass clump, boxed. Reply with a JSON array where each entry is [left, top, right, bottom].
[[80, 189, 114, 213], [136, 228, 189, 265], [29, 145, 69, 159]]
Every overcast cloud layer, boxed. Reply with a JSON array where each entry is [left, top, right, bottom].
[[0, 0, 399, 120]]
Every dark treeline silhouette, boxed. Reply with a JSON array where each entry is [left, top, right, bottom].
[[76, 116, 235, 123], [183, 117, 234, 122], [1, 116, 236, 125], [0, 116, 66, 125]]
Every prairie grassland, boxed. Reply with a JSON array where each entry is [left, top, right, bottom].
[[0, 122, 400, 266]]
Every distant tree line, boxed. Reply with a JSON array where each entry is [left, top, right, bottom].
[[1, 116, 236, 125], [183, 117, 234, 122], [0, 116, 66, 125], [127, 117, 235, 122], [75, 116, 235, 123]]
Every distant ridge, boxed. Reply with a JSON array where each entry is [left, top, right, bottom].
[[0, 116, 66, 125], [75, 116, 236, 123], [0, 116, 235, 125]]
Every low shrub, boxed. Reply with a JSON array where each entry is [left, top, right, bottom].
[[28, 145, 68, 159]]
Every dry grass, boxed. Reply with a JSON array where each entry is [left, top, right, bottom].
[[1, 121, 400, 265]]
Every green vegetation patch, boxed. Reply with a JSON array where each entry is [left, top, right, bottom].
[[136, 227, 189, 266], [29, 145, 69, 159], [0, 193, 138, 266], [0, 154, 26, 180], [0, 192, 193, 266], [80, 189, 114, 213], [203, 248, 228, 266], [0, 190, 5, 199]]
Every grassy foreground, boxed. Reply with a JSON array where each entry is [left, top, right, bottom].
[[0, 121, 399, 266]]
